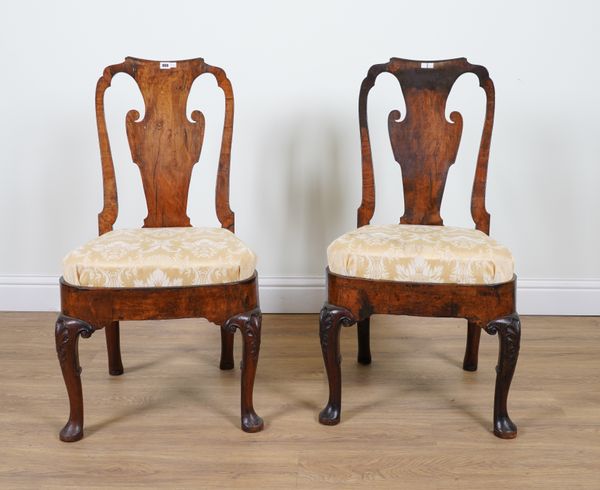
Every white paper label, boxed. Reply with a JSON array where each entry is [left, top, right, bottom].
[[420, 62, 434, 69], [160, 61, 177, 70]]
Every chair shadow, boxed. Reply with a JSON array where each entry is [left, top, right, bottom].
[[84, 394, 171, 436], [49, 338, 496, 437], [432, 348, 494, 430], [258, 360, 324, 423], [433, 350, 464, 370], [120, 357, 167, 374], [74, 351, 242, 437], [329, 345, 491, 431]]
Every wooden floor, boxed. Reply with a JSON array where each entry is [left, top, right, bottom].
[[1, 313, 599, 489]]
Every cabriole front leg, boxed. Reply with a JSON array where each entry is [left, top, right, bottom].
[[55, 315, 96, 442], [223, 309, 263, 432], [319, 303, 356, 425], [485, 314, 521, 439]]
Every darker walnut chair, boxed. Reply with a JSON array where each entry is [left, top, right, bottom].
[[56, 57, 263, 442], [319, 58, 521, 438]]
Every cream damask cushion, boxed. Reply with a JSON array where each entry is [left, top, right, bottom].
[[327, 224, 514, 285], [63, 227, 257, 288]]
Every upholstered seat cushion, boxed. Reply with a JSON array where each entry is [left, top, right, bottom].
[[63, 227, 257, 288], [327, 224, 514, 285]]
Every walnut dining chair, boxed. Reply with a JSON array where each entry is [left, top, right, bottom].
[[319, 58, 521, 438], [55, 57, 263, 442]]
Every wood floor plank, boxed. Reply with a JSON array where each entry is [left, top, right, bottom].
[[0, 313, 598, 488]]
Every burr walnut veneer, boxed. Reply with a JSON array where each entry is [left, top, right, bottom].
[[319, 58, 521, 439], [56, 57, 263, 442]]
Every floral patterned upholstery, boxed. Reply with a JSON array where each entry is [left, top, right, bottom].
[[327, 224, 514, 284], [63, 227, 257, 288]]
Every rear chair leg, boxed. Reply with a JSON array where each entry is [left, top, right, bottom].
[[219, 325, 235, 370], [463, 320, 482, 371], [55, 315, 96, 442], [105, 321, 124, 376], [224, 309, 263, 432], [357, 317, 372, 365], [485, 314, 521, 439]]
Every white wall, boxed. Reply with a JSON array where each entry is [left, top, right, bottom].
[[1, 0, 599, 313]]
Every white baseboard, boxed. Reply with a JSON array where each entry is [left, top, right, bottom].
[[516, 279, 600, 316], [0, 275, 60, 312], [0, 275, 599, 316], [258, 276, 325, 313]]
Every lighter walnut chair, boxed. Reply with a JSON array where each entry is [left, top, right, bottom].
[[55, 57, 263, 442], [319, 58, 521, 438]]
